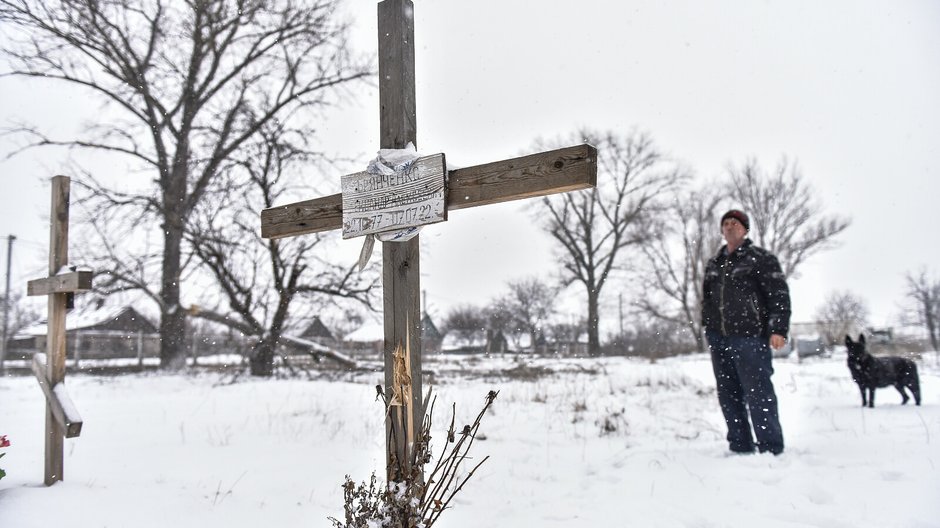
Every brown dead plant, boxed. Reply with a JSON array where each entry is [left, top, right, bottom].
[[329, 388, 499, 528]]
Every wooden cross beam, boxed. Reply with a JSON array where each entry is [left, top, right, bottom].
[[26, 175, 91, 486], [260, 145, 597, 240], [259, 0, 596, 487]]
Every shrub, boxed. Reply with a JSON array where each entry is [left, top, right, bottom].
[[329, 390, 498, 528]]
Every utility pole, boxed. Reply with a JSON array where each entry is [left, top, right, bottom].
[[619, 292, 624, 342], [1, 234, 15, 372]]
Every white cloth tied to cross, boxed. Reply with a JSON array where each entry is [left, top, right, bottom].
[[357, 142, 424, 271]]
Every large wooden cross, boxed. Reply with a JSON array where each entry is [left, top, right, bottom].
[[260, 0, 596, 483], [26, 175, 91, 485]]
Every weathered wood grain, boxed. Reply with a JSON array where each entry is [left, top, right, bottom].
[[27, 270, 93, 296], [379, 0, 424, 485], [46, 175, 70, 484], [256, 0, 600, 499], [25, 175, 91, 484], [31, 354, 83, 438], [260, 193, 343, 239], [447, 144, 597, 209], [379, 0, 417, 152], [260, 144, 596, 239]]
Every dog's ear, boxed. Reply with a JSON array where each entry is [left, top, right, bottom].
[[859, 334, 866, 345], [845, 335, 853, 346]]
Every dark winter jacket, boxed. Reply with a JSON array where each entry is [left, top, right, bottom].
[[702, 239, 791, 338]]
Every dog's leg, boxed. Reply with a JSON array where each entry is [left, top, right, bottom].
[[910, 365, 922, 406], [858, 384, 867, 407], [895, 383, 910, 405], [868, 387, 875, 408]]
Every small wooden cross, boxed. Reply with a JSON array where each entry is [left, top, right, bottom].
[[260, 0, 596, 485], [26, 175, 91, 485]]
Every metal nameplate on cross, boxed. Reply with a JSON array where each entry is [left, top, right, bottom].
[[26, 175, 91, 485], [258, 0, 596, 488]]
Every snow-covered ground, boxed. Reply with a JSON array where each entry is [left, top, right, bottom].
[[1, 351, 938, 527]]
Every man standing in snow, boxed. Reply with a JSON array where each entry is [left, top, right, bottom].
[[702, 209, 790, 455]]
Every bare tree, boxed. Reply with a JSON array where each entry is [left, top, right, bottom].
[[0, 0, 371, 370], [636, 158, 849, 353], [814, 291, 870, 346], [537, 128, 685, 355], [726, 157, 850, 278], [904, 269, 940, 352], [185, 123, 378, 377], [442, 304, 486, 346], [636, 183, 723, 353], [483, 301, 513, 353], [498, 276, 557, 352], [546, 317, 585, 355]]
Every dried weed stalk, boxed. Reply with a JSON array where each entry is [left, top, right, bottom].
[[329, 389, 499, 528]]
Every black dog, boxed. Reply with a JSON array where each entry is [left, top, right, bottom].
[[845, 334, 921, 408]]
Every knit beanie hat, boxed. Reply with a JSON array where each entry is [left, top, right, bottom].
[[720, 209, 749, 231]]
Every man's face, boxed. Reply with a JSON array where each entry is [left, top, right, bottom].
[[721, 218, 747, 245]]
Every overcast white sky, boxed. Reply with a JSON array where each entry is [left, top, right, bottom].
[[1, 0, 938, 335]]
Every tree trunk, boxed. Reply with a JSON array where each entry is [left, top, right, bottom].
[[587, 287, 600, 356], [250, 337, 276, 377], [681, 302, 707, 354], [689, 319, 706, 354], [926, 310, 939, 353], [248, 289, 292, 377], [159, 219, 187, 371]]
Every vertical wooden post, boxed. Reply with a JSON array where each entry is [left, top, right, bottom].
[[137, 331, 145, 369], [27, 176, 92, 485], [378, 0, 423, 485], [73, 331, 82, 366], [45, 175, 70, 485], [0, 235, 14, 372]]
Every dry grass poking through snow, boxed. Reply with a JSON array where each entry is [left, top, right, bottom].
[[1, 351, 939, 527]]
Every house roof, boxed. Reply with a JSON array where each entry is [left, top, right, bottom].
[[300, 316, 334, 340], [422, 313, 442, 340], [17, 306, 158, 337]]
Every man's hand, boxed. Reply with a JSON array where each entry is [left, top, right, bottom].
[[769, 334, 786, 351]]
